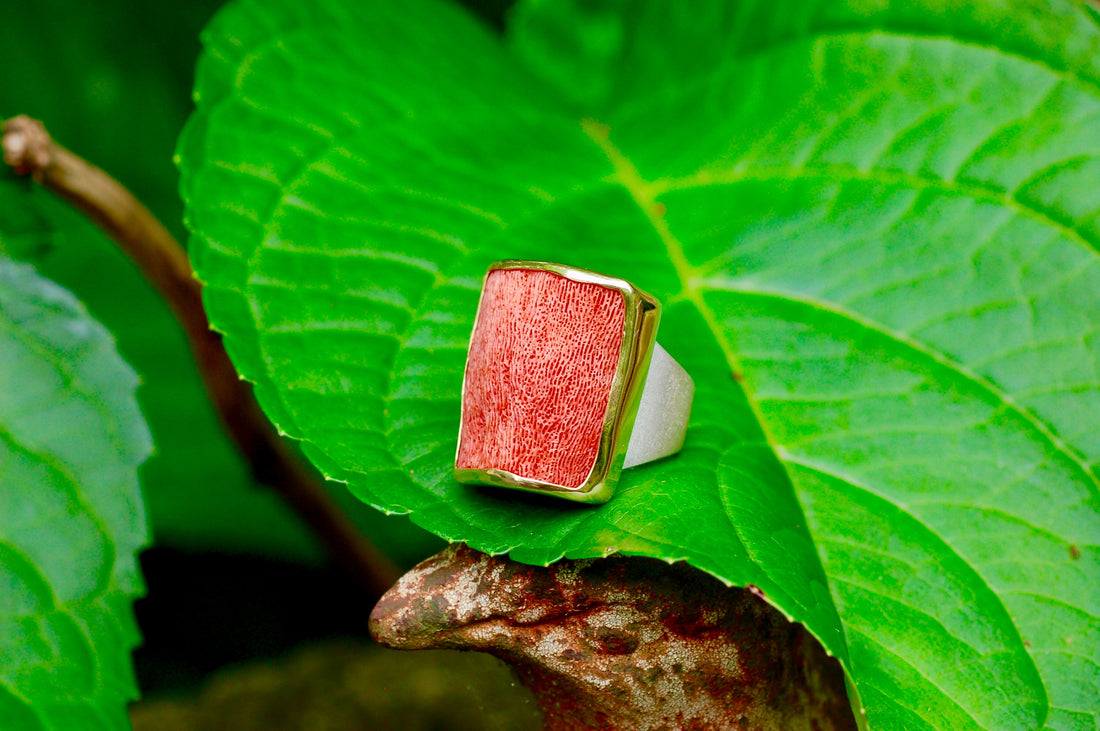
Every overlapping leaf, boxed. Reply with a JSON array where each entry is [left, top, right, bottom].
[[0, 0, 321, 560], [0, 255, 151, 730], [1, 1, 442, 565], [178, 0, 1100, 727]]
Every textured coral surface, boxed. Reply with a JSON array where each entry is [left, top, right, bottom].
[[457, 268, 626, 488]]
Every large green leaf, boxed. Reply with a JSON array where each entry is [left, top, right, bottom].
[[0, 255, 151, 730], [178, 0, 1100, 727]]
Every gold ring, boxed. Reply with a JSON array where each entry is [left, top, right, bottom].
[[455, 260, 694, 503]]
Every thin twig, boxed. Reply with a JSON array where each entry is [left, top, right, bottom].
[[2, 114, 401, 596]]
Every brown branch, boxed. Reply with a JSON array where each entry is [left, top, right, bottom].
[[2, 114, 400, 596]]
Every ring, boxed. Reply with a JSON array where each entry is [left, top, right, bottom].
[[454, 260, 694, 503]]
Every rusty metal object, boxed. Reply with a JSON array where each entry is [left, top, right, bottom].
[[371, 544, 857, 731]]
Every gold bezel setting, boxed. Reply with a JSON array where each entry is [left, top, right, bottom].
[[454, 260, 660, 504]]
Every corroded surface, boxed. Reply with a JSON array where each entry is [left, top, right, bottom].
[[457, 268, 626, 488], [371, 545, 858, 731]]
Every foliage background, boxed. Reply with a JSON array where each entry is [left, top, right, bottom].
[[1, 0, 1099, 729], [0, 0, 442, 567]]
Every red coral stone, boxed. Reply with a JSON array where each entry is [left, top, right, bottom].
[[457, 268, 627, 488]]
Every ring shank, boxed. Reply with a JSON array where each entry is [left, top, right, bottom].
[[623, 343, 694, 469]]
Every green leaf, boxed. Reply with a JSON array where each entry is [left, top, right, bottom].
[[0, 0, 443, 566], [0, 177, 325, 562], [0, 254, 152, 730], [0, 0, 323, 560], [178, 0, 1100, 727]]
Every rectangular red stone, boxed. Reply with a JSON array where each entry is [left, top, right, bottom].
[[456, 267, 627, 489]]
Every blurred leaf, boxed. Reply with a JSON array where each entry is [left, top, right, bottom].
[[0, 254, 150, 730], [179, 0, 1100, 727], [0, 0, 441, 566]]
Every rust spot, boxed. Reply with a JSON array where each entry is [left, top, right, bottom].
[[1070, 545, 1082, 560], [732, 370, 744, 383], [421, 595, 456, 630], [652, 202, 667, 217], [593, 626, 640, 655]]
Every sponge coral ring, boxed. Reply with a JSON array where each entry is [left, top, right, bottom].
[[454, 260, 694, 504]]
